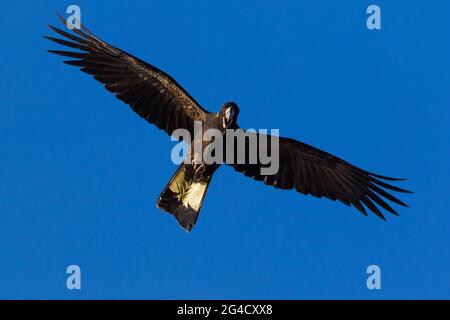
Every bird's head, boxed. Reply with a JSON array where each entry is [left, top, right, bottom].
[[220, 102, 240, 129]]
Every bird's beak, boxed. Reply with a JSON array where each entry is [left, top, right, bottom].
[[224, 115, 232, 128], [223, 109, 234, 128]]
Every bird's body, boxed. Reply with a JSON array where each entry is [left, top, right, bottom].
[[157, 104, 238, 231], [46, 14, 411, 232]]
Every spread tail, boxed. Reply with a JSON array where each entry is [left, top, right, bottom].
[[157, 164, 211, 232]]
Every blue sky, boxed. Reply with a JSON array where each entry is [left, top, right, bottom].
[[0, 1, 449, 299]]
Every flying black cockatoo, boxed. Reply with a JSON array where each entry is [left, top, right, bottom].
[[46, 15, 411, 232]]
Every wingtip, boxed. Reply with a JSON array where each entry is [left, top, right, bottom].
[[55, 11, 65, 23], [376, 212, 387, 221], [369, 172, 406, 181], [48, 24, 60, 33], [373, 210, 387, 221], [47, 49, 65, 56], [389, 208, 400, 216], [385, 206, 399, 217]]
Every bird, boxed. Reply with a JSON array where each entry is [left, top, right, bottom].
[[45, 14, 411, 232]]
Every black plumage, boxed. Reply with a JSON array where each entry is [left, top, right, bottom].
[[46, 15, 207, 139], [46, 14, 411, 231], [228, 133, 410, 220]]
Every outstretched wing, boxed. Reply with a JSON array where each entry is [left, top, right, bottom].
[[227, 131, 412, 219], [45, 14, 209, 138]]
